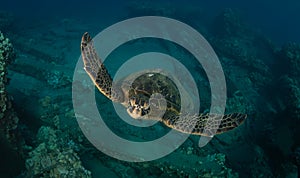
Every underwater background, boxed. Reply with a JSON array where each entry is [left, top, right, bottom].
[[0, 0, 300, 177]]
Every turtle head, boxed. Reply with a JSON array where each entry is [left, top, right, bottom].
[[126, 93, 167, 120], [126, 95, 150, 119]]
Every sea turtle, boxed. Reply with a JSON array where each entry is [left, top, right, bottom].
[[80, 32, 247, 137]]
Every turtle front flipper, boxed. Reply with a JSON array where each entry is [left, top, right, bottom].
[[162, 112, 247, 137], [81, 32, 123, 102]]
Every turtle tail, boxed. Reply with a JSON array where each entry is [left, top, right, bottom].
[[81, 32, 123, 102]]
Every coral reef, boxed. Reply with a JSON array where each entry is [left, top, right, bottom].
[[210, 9, 274, 91], [35, 96, 240, 177], [226, 90, 250, 114], [9, 63, 71, 90], [208, 8, 300, 177], [275, 43, 300, 119], [278, 42, 300, 77], [44, 70, 71, 89], [292, 147, 300, 172], [148, 151, 239, 178], [25, 126, 91, 178], [0, 31, 25, 177], [0, 31, 19, 146], [277, 76, 300, 120], [38, 95, 75, 130], [89, 144, 239, 177]]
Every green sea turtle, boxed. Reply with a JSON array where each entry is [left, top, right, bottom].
[[80, 32, 247, 137]]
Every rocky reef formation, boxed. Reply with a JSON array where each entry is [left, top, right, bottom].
[[276, 43, 300, 120], [25, 126, 91, 178], [115, 152, 238, 177], [279, 42, 300, 78], [0, 31, 24, 176], [0, 31, 19, 146], [271, 42, 300, 176], [33, 94, 240, 177], [207, 8, 300, 177]]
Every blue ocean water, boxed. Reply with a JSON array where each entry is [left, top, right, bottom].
[[0, 0, 300, 177], [3, 0, 300, 45]]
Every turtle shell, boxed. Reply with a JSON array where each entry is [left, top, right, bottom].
[[121, 72, 181, 117]]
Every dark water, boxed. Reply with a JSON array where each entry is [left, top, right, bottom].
[[0, 0, 300, 177], [2, 0, 300, 45]]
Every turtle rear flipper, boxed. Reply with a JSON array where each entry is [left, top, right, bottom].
[[81, 32, 123, 102], [215, 113, 246, 133], [162, 112, 247, 136]]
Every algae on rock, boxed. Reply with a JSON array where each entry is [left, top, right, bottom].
[[0, 31, 19, 146], [25, 126, 92, 178]]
